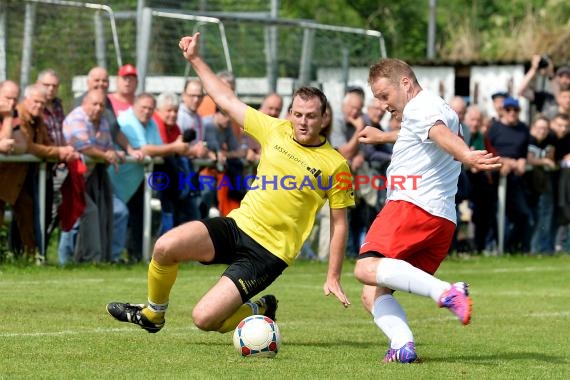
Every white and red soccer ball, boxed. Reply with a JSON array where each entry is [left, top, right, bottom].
[[233, 315, 281, 358]]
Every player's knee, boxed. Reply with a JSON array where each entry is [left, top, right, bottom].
[[353, 260, 367, 282], [354, 258, 382, 285], [191, 308, 217, 331], [152, 234, 176, 262]]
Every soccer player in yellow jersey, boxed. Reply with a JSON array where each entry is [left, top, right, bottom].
[[106, 32, 355, 334]]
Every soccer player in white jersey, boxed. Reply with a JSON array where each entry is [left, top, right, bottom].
[[354, 58, 502, 363]]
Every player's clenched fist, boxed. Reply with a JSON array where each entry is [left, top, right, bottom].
[[179, 33, 201, 60]]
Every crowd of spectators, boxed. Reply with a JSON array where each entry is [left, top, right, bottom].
[[1, 57, 570, 265]]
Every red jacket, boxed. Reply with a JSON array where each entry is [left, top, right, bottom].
[[58, 159, 86, 231]]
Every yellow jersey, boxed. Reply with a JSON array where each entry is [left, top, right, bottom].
[[228, 107, 355, 265]]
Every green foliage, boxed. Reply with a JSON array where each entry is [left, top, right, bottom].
[[3, 0, 570, 109], [347, 0, 429, 59], [436, 0, 570, 62], [1, 256, 570, 378], [281, 0, 363, 27]]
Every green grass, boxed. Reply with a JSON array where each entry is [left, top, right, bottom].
[[1, 255, 569, 379]]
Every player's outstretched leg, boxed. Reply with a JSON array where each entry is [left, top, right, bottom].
[[383, 342, 418, 364], [438, 282, 472, 325], [106, 302, 165, 333]]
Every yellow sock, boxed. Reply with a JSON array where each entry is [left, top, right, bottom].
[[141, 259, 179, 323], [217, 301, 266, 333]]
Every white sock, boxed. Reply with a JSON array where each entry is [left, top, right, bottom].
[[372, 294, 413, 349], [376, 258, 450, 302]]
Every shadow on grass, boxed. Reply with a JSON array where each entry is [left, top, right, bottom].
[[189, 340, 378, 349], [424, 352, 568, 364]]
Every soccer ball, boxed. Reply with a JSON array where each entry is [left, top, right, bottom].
[[233, 315, 281, 358]]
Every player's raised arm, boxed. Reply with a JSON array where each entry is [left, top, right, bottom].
[[179, 33, 247, 127]]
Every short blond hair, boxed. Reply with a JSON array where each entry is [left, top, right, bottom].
[[368, 58, 418, 87]]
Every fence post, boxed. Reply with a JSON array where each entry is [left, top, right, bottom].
[[497, 175, 506, 255], [341, 48, 349, 91], [20, 2, 36, 90], [136, 7, 152, 93], [94, 11, 107, 68], [0, 1, 7, 81], [143, 160, 154, 262], [298, 28, 315, 86], [265, 0, 279, 92], [38, 161, 46, 260]]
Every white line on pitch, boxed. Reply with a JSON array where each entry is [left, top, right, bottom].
[[2, 311, 568, 338]]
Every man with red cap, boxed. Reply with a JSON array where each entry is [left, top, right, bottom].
[[109, 64, 138, 117]]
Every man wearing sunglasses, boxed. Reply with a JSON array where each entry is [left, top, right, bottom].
[[486, 97, 531, 253]]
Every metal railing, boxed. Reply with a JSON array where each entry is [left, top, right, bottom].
[[0, 154, 160, 261], [1, 153, 511, 260]]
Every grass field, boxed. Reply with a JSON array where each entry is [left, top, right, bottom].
[[1, 255, 569, 379]]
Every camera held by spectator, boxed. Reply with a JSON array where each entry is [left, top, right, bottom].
[[182, 128, 197, 143], [538, 55, 551, 69]]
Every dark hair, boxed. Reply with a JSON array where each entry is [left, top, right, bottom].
[[291, 86, 327, 115], [320, 101, 333, 138], [553, 112, 569, 123], [345, 85, 365, 98], [491, 91, 509, 100]]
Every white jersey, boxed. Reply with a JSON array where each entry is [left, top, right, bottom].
[[386, 90, 461, 223]]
